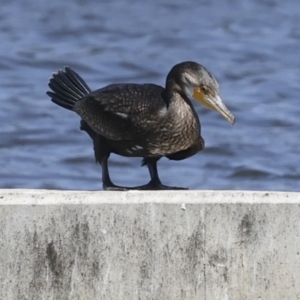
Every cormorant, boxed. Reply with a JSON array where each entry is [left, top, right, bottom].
[[46, 61, 235, 190]]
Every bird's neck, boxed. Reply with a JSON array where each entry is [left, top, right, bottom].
[[164, 79, 200, 132], [164, 78, 182, 105], [164, 79, 191, 107]]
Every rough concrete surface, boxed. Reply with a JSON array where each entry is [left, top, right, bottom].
[[0, 189, 300, 300]]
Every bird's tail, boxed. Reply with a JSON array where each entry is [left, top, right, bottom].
[[46, 67, 91, 110]]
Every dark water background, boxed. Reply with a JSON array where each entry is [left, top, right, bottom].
[[1, 0, 300, 191]]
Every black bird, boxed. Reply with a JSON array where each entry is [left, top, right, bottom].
[[46, 61, 235, 190]]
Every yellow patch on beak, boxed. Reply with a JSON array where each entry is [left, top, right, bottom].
[[193, 88, 214, 110]]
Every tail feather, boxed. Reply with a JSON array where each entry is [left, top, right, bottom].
[[65, 67, 91, 95], [49, 78, 80, 101], [46, 91, 75, 110], [46, 67, 91, 111]]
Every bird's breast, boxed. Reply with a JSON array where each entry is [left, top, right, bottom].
[[144, 100, 200, 156]]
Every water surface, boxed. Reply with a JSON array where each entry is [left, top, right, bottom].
[[1, 0, 300, 191]]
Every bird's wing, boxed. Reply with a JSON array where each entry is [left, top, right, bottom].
[[74, 84, 167, 140]]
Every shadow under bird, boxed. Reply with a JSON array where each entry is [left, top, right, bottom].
[[46, 61, 235, 190]]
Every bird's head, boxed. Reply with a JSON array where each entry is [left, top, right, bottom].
[[167, 61, 235, 124]]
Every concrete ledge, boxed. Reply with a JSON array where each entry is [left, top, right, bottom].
[[1, 189, 300, 300]]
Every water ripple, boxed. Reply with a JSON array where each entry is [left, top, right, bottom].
[[1, 0, 300, 191]]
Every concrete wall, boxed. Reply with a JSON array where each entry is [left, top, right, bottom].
[[0, 189, 300, 300]]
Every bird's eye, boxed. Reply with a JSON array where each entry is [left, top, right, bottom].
[[201, 86, 208, 94]]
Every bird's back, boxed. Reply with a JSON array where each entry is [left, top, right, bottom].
[[74, 83, 168, 140]]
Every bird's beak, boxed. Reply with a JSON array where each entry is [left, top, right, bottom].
[[193, 88, 235, 125]]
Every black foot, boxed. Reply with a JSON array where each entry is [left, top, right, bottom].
[[103, 183, 188, 191], [103, 182, 188, 191], [132, 182, 188, 190]]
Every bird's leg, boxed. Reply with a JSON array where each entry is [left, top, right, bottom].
[[146, 157, 164, 187], [101, 156, 128, 191], [102, 157, 187, 191], [79, 120, 126, 191], [80, 121, 128, 191], [132, 158, 188, 190]]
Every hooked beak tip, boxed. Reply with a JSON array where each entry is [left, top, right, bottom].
[[213, 95, 235, 125], [229, 115, 235, 125]]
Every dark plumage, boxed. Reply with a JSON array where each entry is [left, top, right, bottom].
[[47, 61, 234, 190]]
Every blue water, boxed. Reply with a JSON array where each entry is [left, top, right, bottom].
[[1, 0, 300, 191]]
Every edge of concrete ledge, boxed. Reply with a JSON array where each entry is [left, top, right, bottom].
[[1, 188, 300, 299], [0, 189, 299, 205]]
